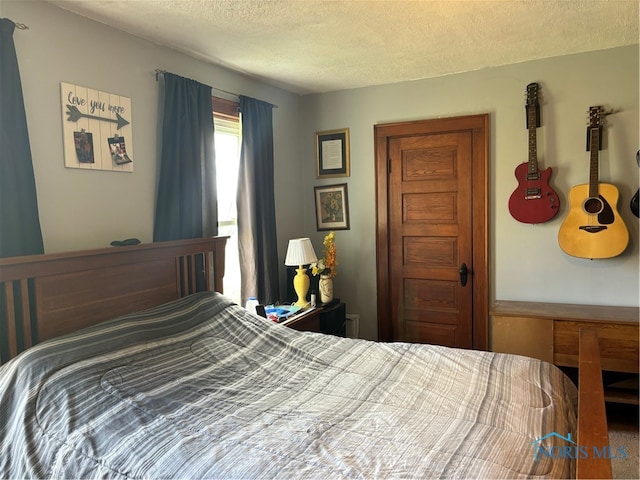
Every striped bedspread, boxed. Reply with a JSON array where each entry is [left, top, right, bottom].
[[0, 292, 577, 479]]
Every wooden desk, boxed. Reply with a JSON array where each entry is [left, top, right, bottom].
[[491, 301, 639, 404]]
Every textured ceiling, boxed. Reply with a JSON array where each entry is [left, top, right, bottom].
[[47, 0, 639, 95]]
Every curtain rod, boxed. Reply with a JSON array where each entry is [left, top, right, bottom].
[[154, 69, 278, 108]]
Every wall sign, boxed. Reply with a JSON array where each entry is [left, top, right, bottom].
[[315, 128, 350, 178], [61, 82, 134, 172]]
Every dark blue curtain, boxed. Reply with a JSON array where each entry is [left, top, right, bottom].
[[237, 96, 279, 305], [153, 73, 217, 242], [0, 18, 44, 258]]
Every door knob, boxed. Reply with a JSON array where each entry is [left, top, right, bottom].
[[459, 263, 469, 287]]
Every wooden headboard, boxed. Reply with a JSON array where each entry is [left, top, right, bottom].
[[0, 237, 227, 365]]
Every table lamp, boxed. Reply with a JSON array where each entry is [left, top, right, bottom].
[[284, 238, 318, 307]]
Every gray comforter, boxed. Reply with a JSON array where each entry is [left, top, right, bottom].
[[0, 292, 577, 478]]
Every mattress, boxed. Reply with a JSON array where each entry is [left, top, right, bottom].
[[0, 291, 577, 478]]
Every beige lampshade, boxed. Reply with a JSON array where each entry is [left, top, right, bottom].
[[284, 238, 317, 266]]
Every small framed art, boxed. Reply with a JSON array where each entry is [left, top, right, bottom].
[[314, 183, 350, 231], [315, 128, 350, 178]]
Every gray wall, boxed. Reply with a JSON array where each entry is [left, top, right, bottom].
[[1, 0, 304, 260], [302, 46, 639, 340], [3, 1, 638, 343]]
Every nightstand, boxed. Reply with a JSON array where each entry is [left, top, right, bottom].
[[281, 307, 321, 333], [319, 299, 346, 337]]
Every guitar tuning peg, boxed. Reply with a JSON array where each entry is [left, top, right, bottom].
[[601, 108, 619, 116]]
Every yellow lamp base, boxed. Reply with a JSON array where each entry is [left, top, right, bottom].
[[292, 266, 310, 307]]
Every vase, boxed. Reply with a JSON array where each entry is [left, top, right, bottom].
[[319, 274, 334, 304]]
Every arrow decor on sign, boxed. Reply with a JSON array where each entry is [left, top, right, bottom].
[[61, 83, 134, 171], [66, 105, 130, 129]]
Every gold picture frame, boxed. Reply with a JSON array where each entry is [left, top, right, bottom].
[[315, 128, 350, 178], [314, 183, 350, 231]]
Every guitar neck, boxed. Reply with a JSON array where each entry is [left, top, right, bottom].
[[527, 105, 539, 177], [588, 126, 600, 198]]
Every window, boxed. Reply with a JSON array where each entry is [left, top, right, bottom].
[[213, 97, 241, 304]]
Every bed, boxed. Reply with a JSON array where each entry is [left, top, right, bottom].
[[0, 237, 611, 479]]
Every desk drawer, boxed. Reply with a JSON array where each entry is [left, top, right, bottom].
[[553, 320, 639, 373]]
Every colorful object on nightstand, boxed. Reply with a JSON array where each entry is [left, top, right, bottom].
[[311, 231, 338, 278], [284, 238, 318, 307], [311, 231, 338, 304], [265, 304, 302, 323], [319, 274, 334, 304]]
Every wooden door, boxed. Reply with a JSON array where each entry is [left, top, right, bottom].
[[375, 115, 489, 349]]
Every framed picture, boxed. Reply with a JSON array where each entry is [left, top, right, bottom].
[[314, 183, 350, 231], [315, 128, 350, 178]]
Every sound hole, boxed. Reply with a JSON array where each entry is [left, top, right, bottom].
[[583, 197, 603, 214]]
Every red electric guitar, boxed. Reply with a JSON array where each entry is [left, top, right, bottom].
[[508, 83, 560, 223]]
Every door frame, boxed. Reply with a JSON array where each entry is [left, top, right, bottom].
[[374, 114, 489, 350]]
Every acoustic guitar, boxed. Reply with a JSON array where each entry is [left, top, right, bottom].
[[558, 106, 629, 259], [508, 82, 560, 223]]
